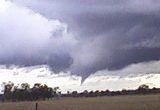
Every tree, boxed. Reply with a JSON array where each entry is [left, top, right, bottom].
[[53, 87, 60, 96], [138, 84, 149, 90], [2, 81, 15, 101], [21, 83, 30, 90], [72, 91, 78, 97], [137, 84, 149, 94], [2, 82, 56, 101], [52, 87, 61, 99]]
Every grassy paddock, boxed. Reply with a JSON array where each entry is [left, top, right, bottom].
[[0, 94, 160, 110]]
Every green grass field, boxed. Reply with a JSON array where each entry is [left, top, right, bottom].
[[0, 94, 160, 110]]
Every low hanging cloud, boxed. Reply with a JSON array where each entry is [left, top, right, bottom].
[[0, 0, 76, 72], [1, 0, 160, 81]]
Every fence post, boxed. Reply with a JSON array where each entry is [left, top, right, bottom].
[[35, 102, 38, 110]]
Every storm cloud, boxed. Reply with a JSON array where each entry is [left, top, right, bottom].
[[1, 0, 160, 80], [0, 0, 76, 72]]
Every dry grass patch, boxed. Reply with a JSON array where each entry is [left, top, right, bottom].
[[0, 94, 160, 110]]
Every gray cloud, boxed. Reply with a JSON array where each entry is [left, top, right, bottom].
[[0, 1, 75, 72], [1, 0, 160, 80]]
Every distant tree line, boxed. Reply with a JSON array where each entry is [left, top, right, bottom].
[[2, 81, 60, 102], [62, 84, 160, 98], [1, 82, 160, 102]]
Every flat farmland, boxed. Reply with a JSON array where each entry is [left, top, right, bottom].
[[0, 94, 160, 110]]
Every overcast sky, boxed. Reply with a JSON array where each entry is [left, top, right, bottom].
[[0, 0, 160, 91]]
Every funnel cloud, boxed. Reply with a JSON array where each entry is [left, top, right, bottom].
[[1, 0, 160, 80]]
